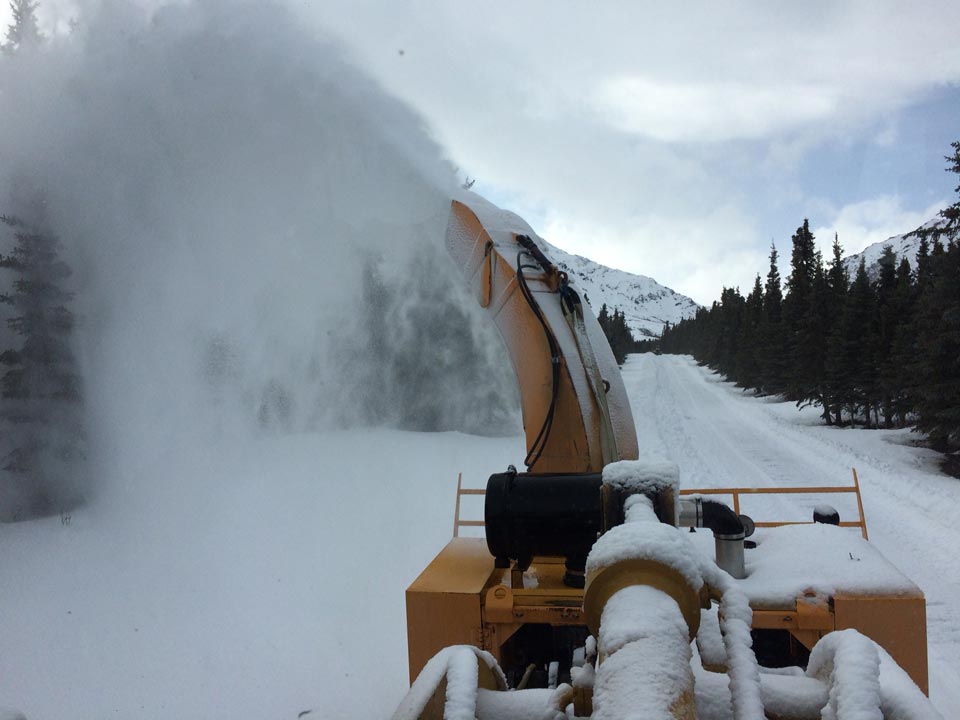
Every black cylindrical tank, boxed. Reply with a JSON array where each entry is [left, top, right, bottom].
[[485, 470, 603, 585]]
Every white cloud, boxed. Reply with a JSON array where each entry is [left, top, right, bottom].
[[293, 0, 960, 304], [595, 77, 838, 143], [812, 195, 947, 256]]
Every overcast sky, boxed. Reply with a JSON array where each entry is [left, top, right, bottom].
[[11, 0, 960, 304]]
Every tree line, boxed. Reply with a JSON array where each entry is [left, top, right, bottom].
[[0, 0, 85, 521], [597, 303, 638, 365], [659, 142, 960, 451]]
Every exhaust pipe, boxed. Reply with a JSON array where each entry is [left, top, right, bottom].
[[679, 497, 748, 579]]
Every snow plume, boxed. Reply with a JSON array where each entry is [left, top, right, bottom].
[[0, 0, 519, 504]]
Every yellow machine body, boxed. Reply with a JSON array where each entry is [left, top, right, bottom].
[[397, 196, 932, 719]]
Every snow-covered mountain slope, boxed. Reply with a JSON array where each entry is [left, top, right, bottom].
[[540, 240, 700, 338], [843, 217, 954, 278]]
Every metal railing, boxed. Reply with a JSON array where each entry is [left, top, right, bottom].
[[453, 472, 487, 537], [452, 468, 869, 540], [678, 468, 868, 539]]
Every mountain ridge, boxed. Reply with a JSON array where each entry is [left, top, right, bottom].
[[843, 216, 955, 277], [541, 239, 701, 338]]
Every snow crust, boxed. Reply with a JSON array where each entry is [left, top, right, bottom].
[[586, 518, 704, 592], [392, 645, 505, 720], [738, 524, 918, 607], [597, 585, 689, 657], [698, 559, 765, 720], [602, 459, 680, 501], [476, 687, 568, 720], [807, 630, 883, 720], [695, 606, 726, 670], [805, 629, 943, 720], [593, 587, 693, 720]]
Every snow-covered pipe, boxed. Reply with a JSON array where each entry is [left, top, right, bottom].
[[699, 559, 765, 720], [592, 585, 695, 720], [806, 629, 944, 720], [679, 496, 747, 579], [584, 494, 704, 719], [392, 646, 507, 720]]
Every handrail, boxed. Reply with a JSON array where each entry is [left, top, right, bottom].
[[452, 468, 869, 540], [453, 473, 487, 537], [679, 468, 868, 540]]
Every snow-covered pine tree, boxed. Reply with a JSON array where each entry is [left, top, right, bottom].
[[0, 214, 84, 521]]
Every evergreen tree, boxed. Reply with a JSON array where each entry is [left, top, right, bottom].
[[0, 214, 84, 520], [734, 275, 764, 389], [596, 304, 637, 365], [937, 141, 960, 235], [783, 219, 818, 401], [873, 246, 899, 427], [822, 234, 849, 424], [759, 242, 786, 393], [886, 256, 918, 427], [827, 259, 877, 426], [800, 252, 832, 420], [3, 0, 42, 54], [913, 237, 960, 448]]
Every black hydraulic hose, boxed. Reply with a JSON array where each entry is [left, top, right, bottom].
[[516, 249, 561, 470], [516, 234, 555, 273]]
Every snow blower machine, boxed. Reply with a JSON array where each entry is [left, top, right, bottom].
[[393, 195, 938, 720]]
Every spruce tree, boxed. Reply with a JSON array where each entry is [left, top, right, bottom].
[[759, 242, 786, 393], [873, 246, 899, 427], [734, 275, 764, 389], [937, 141, 960, 235], [2, 0, 42, 54], [822, 234, 849, 424], [827, 259, 877, 426], [0, 214, 84, 520], [783, 220, 818, 401], [913, 238, 960, 448], [800, 253, 832, 420], [886, 256, 918, 427]]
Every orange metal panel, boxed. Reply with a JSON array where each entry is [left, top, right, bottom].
[[406, 539, 497, 683], [406, 591, 482, 684], [834, 593, 928, 695], [407, 538, 495, 595]]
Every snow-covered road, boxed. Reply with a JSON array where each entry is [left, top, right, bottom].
[[624, 353, 960, 714], [2, 353, 958, 719]]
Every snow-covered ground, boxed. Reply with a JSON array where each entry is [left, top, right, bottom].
[[3, 353, 959, 718], [624, 353, 960, 715]]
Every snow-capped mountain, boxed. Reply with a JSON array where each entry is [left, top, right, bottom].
[[540, 240, 700, 338], [843, 217, 955, 278]]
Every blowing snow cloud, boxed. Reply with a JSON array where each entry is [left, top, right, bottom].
[[0, 0, 518, 508]]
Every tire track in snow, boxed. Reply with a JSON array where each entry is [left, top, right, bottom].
[[620, 354, 960, 712]]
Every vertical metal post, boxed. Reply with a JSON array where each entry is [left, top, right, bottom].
[[453, 472, 463, 538], [852, 468, 869, 540]]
